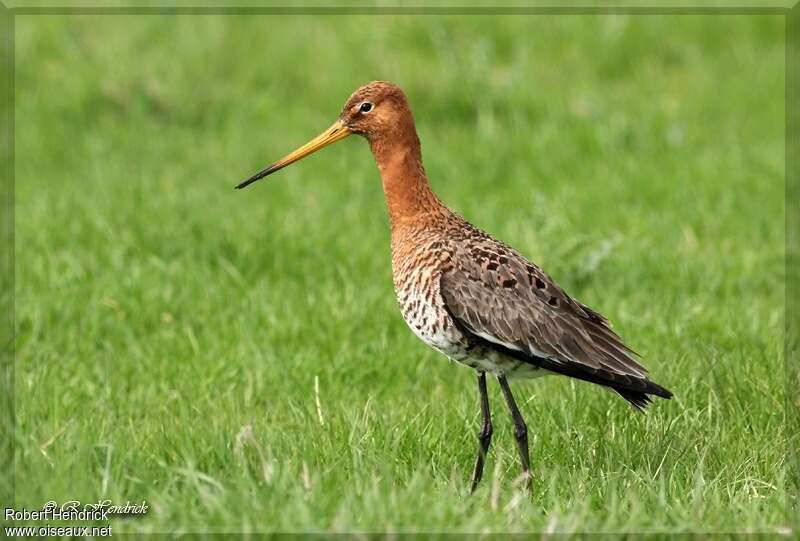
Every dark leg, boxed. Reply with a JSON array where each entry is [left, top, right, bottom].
[[470, 372, 493, 493], [497, 374, 532, 490]]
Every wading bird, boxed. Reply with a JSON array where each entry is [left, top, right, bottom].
[[237, 81, 672, 492]]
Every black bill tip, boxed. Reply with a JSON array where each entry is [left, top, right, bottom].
[[235, 166, 276, 189]]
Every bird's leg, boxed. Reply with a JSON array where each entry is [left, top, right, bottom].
[[470, 372, 493, 493], [497, 374, 532, 491]]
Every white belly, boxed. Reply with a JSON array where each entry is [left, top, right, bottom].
[[397, 270, 465, 358]]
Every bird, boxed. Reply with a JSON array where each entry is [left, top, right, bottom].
[[236, 81, 673, 492]]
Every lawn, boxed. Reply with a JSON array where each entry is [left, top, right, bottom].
[[12, 13, 788, 534]]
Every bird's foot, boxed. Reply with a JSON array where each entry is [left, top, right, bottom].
[[513, 470, 533, 494]]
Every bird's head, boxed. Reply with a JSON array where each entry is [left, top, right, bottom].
[[236, 81, 413, 189], [338, 81, 412, 139]]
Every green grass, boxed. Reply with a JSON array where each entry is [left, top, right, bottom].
[[12, 13, 788, 534]]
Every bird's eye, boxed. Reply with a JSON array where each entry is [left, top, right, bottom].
[[360, 102, 374, 113]]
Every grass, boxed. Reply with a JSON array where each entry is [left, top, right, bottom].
[[11, 13, 788, 534]]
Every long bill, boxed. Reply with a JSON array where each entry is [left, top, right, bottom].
[[236, 120, 352, 189]]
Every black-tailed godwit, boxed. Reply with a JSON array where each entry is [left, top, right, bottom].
[[237, 81, 673, 492]]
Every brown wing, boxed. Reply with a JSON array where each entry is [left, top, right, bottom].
[[439, 230, 672, 404]]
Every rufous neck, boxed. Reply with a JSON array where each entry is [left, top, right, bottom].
[[370, 133, 441, 227]]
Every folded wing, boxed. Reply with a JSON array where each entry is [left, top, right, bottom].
[[439, 232, 672, 409]]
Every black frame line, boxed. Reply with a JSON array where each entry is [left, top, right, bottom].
[[1, 1, 796, 536]]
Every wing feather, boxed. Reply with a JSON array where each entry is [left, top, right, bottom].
[[439, 226, 672, 401]]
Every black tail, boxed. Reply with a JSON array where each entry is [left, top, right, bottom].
[[459, 329, 674, 410], [532, 357, 673, 413], [611, 378, 673, 411], [532, 357, 672, 406], [614, 387, 659, 412]]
